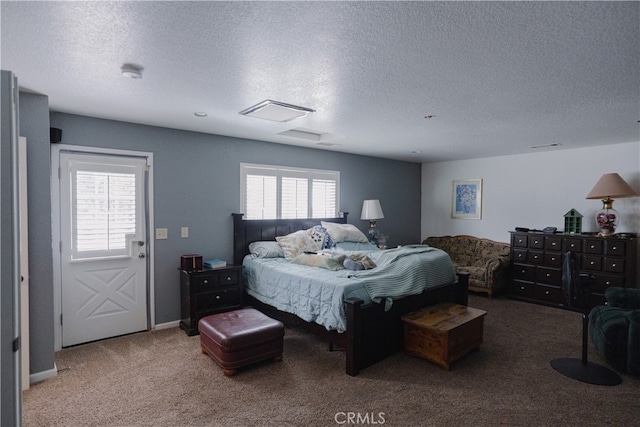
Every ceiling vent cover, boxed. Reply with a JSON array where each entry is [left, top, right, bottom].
[[239, 100, 315, 122]]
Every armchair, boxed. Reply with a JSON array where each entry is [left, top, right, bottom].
[[589, 287, 640, 376]]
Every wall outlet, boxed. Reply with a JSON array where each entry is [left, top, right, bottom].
[[181, 227, 189, 238], [155, 228, 168, 240]]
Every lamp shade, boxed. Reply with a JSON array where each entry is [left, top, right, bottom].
[[361, 200, 384, 220], [586, 173, 638, 199]]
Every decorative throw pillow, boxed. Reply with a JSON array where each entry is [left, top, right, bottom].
[[307, 225, 335, 249], [276, 230, 321, 259], [248, 241, 284, 258], [321, 221, 368, 243]]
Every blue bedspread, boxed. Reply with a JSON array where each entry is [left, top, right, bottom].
[[243, 245, 456, 331]]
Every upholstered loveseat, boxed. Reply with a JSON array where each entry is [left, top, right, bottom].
[[421, 235, 510, 297]]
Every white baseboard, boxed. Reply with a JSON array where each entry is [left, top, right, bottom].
[[29, 363, 58, 385], [154, 320, 180, 330]]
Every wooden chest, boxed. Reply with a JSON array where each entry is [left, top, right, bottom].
[[401, 303, 487, 370]]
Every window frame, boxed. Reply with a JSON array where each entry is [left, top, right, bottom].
[[240, 163, 340, 219]]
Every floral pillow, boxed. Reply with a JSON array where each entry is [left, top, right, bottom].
[[276, 230, 321, 259]]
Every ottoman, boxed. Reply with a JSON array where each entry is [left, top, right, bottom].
[[198, 308, 284, 376]]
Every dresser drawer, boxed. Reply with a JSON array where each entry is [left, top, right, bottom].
[[195, 287, 243, 312], [513, 234, 528, 248], [527, 250, 544, 264], [564, 237, 582, 252], [512, 281, 535, 299], [605, 240, 626, 257], [582, 255, 602, 271], [529, 236, 544, 249], [603, 257, 624, 274], [536, 267, 561, 285], [513, 249, 527, 263], [545, 236, 562, 251], [584, 239, 603, 255], [534, 284, 562, 304], [592, 274, 625, 293], [512, 264, 534, 281], [544, 251, 562, 266]]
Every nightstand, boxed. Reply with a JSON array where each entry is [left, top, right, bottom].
[[179, 265, 243, 336]]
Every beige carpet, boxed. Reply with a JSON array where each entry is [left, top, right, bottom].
[[23, 295, 640, 426]]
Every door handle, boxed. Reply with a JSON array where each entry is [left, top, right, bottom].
[[135, 240, 145, 246], [138, 253, 146, 259]]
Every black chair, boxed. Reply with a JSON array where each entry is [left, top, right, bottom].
[[550, 251, 622, 385]]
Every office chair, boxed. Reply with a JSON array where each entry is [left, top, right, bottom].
[[550, 251, 622, 385]]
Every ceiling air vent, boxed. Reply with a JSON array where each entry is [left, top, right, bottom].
[[239, 100, 315, 123], [278, 128, 325, 141]]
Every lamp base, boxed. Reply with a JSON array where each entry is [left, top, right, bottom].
[[595, 199, 619, 236], [550, 358, 622, 386]]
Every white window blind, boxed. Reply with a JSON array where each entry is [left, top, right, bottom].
[[241, 163, 340, 220], [73, 170, 136, 255]]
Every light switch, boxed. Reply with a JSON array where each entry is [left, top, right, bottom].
[[181, 227, 189, 238], [155, 228, 168, 240]]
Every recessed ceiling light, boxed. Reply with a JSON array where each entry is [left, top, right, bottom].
[[411, 150, 423, 154], [239, 100, 315, 122], [194, 112, 208, 117], [121, 63, 143, 79]]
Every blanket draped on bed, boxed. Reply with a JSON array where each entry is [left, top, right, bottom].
[[345, 245, 456, 310]]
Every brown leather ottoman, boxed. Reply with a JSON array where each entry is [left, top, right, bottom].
[[198, 308, 284, 376]]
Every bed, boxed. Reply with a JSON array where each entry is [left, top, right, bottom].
[[232, 213, 469, 376]]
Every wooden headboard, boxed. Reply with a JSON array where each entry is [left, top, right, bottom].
[[231, 212, 349, 265]]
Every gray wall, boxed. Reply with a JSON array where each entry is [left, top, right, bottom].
[[19, 93, 54, 377], [47, 113, 421, 326]]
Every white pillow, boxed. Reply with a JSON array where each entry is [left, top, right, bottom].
[[248, 241, 284, 258], [276, 230, 321, 259], [321, 221, 368, 243]]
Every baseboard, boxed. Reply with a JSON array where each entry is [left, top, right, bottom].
[[154, 320, 180, 330], [29, 363, 58, 385]]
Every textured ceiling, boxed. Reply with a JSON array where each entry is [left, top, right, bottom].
[[1, 1, 638, 163]]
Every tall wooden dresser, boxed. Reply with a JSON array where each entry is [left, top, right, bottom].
[[509, 231, 637, 309]]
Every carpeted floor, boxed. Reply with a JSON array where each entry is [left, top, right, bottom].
[[22, 295, 640, 426]]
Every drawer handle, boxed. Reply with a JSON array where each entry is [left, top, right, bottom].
[[520, 286, 525, 290], [570, 244, 575, 248], [612, 263, 616, 267], [551, 257, 556, 261], [521, 270, 526, 274], [533, 255, 538, 259], [226, 276, 232, 281], [545, 291, 550, 295], [612, 246, 617, 250], [590, 261, 594, 265], [216, 295, 221, 300], [534, 240, 539, 245], [203, 279, 208, 284], [546, 273, 551, 277], [590, 245, 595, 249], [552, 242, 557, 246], [606, 281, 611, 285], [518, 239, 523, 243]]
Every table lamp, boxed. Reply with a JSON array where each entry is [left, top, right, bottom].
[[361, 199, 384, 243], [585, 173, 638, 236]]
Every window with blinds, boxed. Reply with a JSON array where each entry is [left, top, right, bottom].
[[73, 170, 137, 257], [241, 163, 339, 220]]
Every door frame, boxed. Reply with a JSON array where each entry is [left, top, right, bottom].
[[51, 144, 155, 351]]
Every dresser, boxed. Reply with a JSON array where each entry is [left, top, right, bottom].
[[509, 231, 637, 309], [179, 265, 243, 336]]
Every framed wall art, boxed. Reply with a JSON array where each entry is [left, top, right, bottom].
[[452, 179, 482, 220]]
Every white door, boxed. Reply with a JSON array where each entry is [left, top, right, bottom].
[[59, 151, 148, 347]]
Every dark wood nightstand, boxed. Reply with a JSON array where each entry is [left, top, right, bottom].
[[179, 265, 243, 336]]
